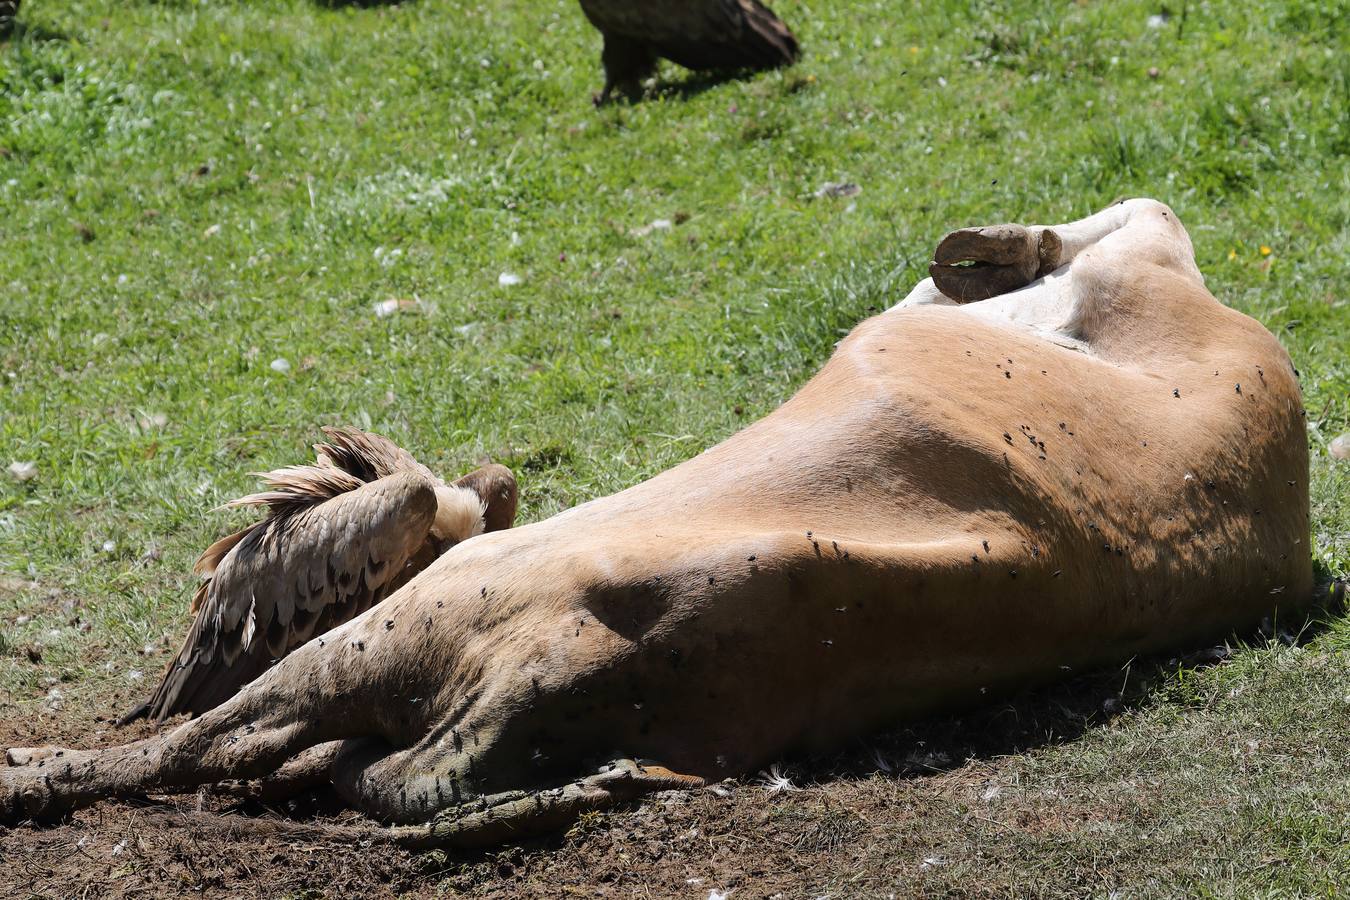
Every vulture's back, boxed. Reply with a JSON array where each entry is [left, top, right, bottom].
[[580, 0, 798, 71]]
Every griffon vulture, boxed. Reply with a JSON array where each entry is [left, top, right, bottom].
[[579, 0, 800, 103], [122, 427, 517, 723]]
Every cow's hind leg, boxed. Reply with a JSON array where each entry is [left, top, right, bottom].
[[324, 712, 705, 844], [929, 223, 1063, 303], [330, 745, 704, 848]]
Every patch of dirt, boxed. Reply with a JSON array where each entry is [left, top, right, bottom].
[[0, 663, 1152, 899]]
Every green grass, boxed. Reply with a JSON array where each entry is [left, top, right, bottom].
[[1, 0, 1347, 894]]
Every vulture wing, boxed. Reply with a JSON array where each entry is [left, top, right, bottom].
[[125, 428, 508, 723], [580, 0, 799, 72]]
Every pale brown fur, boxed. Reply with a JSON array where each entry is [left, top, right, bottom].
[[2, 201, 1311, 844]]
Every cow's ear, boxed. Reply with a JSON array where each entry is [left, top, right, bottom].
[[453, 464, 519, 532]]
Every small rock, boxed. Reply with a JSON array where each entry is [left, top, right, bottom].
[[1148, 66, 1161, 79], [101, 540, 116, 553], [632, 218, 673, 237], [203, 224, 221, 238], [815, 181, 862, 199], [7, 460, 36, 482], [1330, 433, 1350, 460], [373, 298, 424, 318], [269, 357, 292, 374]]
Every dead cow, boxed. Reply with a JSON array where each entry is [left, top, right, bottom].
[[2, 200, 1311, 844]]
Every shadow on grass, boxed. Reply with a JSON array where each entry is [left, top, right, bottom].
[[649, 68, 779, 103], [592, 66, 800, 107], [310, 0, 407, 7], [818, 575, 1346, 785], [1, 17, 70, 45]]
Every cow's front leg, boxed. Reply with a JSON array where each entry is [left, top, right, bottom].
[[1, 622, 391, 824]]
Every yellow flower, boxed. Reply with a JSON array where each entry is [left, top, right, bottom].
[[1259, 245, 1272, 256], [1227, 249, 1237, 261], [909, 46, 920, 55]]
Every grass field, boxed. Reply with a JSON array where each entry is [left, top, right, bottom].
[[1, 0, 1348, 895]]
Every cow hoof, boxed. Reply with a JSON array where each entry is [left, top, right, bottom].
[[1, 766, 68, 825], [6, 746, 57, 767], [930, 224, 1062, 303]]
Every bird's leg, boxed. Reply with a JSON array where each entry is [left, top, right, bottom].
[[596, 34, 656, 105]]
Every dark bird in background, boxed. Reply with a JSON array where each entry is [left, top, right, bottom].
[[121, 427, 517, 724], [579, 0, 799, 104]]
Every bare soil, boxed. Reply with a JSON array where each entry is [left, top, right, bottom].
[[0, 663, 1167, 899]]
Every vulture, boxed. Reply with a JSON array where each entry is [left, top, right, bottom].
[[578, 0, 800, 103], [122, 427, 517, 723]]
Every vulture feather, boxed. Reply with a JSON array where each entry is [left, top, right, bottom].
[[122, 427, 517, 724], [579, 0, 799, 102]]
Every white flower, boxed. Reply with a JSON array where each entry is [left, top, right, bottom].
[[203, 224, 221, 238], [498, 272, 522, 287], [269, 357, 292, 374]]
